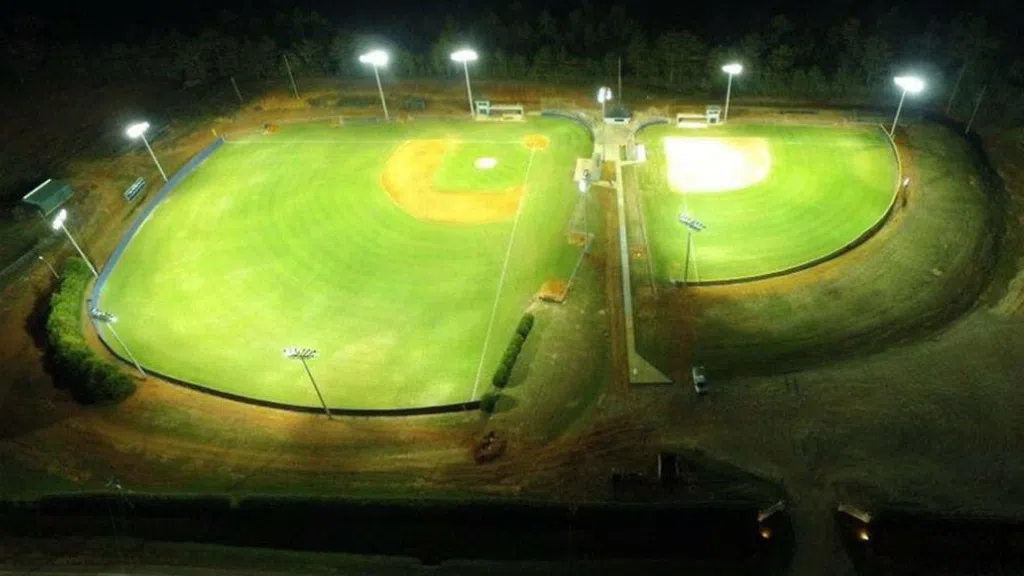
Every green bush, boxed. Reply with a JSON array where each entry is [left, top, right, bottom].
[[490, 313, 535, 389], [515, 313, 535, 338], [46, 258, 136, 404], [479, 392, 499, 414]]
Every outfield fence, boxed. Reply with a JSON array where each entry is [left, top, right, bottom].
[[540, 109, 595, 140]]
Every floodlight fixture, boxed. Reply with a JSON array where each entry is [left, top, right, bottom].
[[125, 121, 168, 182], [51, 208, 67, 231], [50, 208, 98, 277], [721, 63, 743, 122], [358, 49, 389, 67], [284, 346, 331, 418], [450, 49, 478, 63], [722, 63, 743, 75], [597, 87, 613, 104], [890, 75, 926, 136], [450, 48, 479, 117], [91, 308, 146, 377], [894, 75, 925, 94], [359, 50, 391, 121], [125, 121, 150, 139]]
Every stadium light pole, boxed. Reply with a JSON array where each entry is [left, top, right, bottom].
[[284, 347, 331, 419], [38, 255, 59, 279], [91, 309, 147, 378], [125, 122, 168, 182], [51, 209, 98, 278], [597, 87, 613, 158], [359, 50, 390, 121], [450, 48, 479, 118], [721, 63, 743, 123], [890, 76, 925, 136]]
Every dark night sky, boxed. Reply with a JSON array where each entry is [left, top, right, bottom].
[[11, 0, 1020, 46]]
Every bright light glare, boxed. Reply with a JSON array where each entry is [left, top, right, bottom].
[[359, 50, 389, 67], [126, 121, 150, 139], [722, 63, 743, 75], [664, 137, 771, 193], [450, 49, 478, 63], [597, 87, 613, 103], [858, 528, 871, 542], [894, 76, 925, 94], [51, 208, 67, 231]]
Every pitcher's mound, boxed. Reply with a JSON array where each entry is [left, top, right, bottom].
[[523, 134, 550, 150]]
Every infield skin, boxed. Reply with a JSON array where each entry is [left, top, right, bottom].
[[381, 140, 522, 224]]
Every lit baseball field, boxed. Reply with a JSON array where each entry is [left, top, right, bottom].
[[636, 124, 899, 282], [96, 119, 590, 410]]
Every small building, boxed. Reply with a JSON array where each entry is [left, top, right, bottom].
[[604, 105, 632, 125], [474, 100, 525, 121], [22, 179, 74, 218]]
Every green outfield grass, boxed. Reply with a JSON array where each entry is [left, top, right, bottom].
[[637, 124, 898, 282], [97, 119, 590, 410]]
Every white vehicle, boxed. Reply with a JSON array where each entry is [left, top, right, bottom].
[[692, 365, 708, 394]]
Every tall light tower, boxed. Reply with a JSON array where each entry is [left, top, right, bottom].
[[90, 309, 146, 378], [890, 75, 925, 136], [450, 48, 479, 118], [359, 50, 390, 121], [597, 87, 613, 158], [125, 122, 168, 182], [51, 208, 98, 278], [721, 63, 743, 123], [284, 347, 331, 419]]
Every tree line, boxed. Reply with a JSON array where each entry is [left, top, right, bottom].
[[3, 6, 1021, 126]]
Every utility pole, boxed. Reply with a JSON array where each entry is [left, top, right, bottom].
[[965, 84, 987, 135], [617, 56, 623, 104], [946, 63, 966, 115], [283, 54, 299, 99], [230, 76, 243, 104]]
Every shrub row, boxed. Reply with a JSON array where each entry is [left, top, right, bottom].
[[46, 258, 136, 404], [490, 312, 535, 390]]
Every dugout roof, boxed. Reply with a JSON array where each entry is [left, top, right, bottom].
[[22, 179, 73, 217]]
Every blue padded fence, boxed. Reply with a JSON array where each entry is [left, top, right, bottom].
[[90, 137, 225, 306]]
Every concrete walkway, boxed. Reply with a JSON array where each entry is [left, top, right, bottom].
[[595, 122, 671, 386]]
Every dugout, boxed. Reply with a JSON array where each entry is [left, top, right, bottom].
[[22, 179, 73, 217], [604, 105, 632, 125], [474, 100, 525, 121]]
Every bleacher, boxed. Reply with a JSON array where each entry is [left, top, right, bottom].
[[124, 177, 146, 201]]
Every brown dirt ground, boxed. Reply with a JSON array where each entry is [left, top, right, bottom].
[[523, 134, 550, 150], [380, 140, 522, 224], [536, 280, 568, 302]]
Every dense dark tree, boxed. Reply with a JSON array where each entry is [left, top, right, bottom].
[[3, 5, 1023, 127]]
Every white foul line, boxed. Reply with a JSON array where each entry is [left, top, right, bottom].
[[471, 149, 537, 400]]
